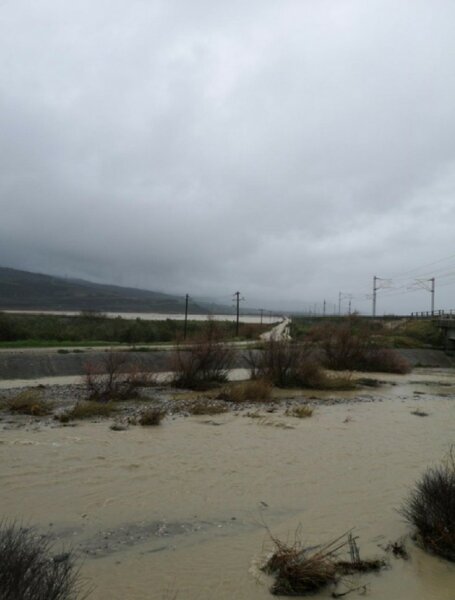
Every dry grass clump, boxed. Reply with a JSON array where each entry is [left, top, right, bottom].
[[320, 372, 357, 391], [58, 401, 115, 422], [263, 531, 386, 596], [285, 405, 314, 419], [263, 533, 341, 596], [220, 380, 272, 403], [401, 449, 455, 561], [186, 399, 229, 415], [0, 522, 87, 600], [139, 407, 166, 426], [5, 389, 54, 416]]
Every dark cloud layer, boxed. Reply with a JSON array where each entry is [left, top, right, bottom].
[[1, 0, 455, 313]]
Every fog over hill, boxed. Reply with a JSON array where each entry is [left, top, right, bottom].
[[0, 266, 235, 314]]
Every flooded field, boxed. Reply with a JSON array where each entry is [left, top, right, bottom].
[[1, 369, 454, 599], [5, 309, 277, 324]]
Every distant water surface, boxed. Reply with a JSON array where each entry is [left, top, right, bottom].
[[4, 310, 280, 323]]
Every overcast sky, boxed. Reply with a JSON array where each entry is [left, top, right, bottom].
[[1, 0, 455, 314]]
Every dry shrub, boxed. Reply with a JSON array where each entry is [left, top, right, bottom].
[[0, 522, 87, 600], [246, 340, 319, 388], [311, 319, 411, 374], [246, 341, 352, 390], [170, 323, 235, 390], [294, 359, 325, 388], [312, 320, 369, 371], [401, 449, 455, 561], [364, 347, 411, 374], [220, 380, 272, 403], [285, 405, 314, 418], [83, 352, 152, 401], [5, 390, 54, 416], [187, 399, 229, 415], [59, 401, 115, 422], [139, 407, 166, 426]]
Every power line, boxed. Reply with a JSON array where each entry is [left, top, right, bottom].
[[387, 251, 455, 280]]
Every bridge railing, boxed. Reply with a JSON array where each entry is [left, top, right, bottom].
[[410, 310, 455, 319]]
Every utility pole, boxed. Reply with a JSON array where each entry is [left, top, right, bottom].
[[412, 277, 435, 315], [183, 294, 189, 340], [430, 277, 435, 315], [323, 299, 326, 316], [372, 276, 378, 317], [348, 299, 352, 315], [233, 291, 244, 337], [338, 292, 342, 315]]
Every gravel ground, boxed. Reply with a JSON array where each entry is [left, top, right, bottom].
[[0, 379, 388, 432]]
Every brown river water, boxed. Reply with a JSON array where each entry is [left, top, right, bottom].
[[1, 369, 454, 599]]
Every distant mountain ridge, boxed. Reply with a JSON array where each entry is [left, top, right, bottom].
[[0, 266, 230, 314]]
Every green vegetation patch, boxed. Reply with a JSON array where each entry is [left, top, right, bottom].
[[0, 311, 268, 347]]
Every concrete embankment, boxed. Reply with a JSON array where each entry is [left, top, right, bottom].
[[0, 346, 453, 380], [398, 348, 454, 368], [0, 349, 173, 380]]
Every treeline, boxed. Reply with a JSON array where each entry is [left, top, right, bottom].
[[0, 312, 266, 345]]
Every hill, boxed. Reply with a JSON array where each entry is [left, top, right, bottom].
[[0, 266, 213, 314]]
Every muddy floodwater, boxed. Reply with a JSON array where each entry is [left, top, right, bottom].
[[1, 369, 455, 599]]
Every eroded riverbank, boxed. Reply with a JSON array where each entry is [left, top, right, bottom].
[[0, 370, 454, 599]]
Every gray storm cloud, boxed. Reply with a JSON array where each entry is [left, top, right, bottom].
[[1, 0, 455, 313]]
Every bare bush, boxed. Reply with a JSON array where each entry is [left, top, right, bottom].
[[0, 522, 88, 600], [401, 449, 455, 561], [311, 320, 411, 374], [311, 320, 370, 371], [363, 347, 411, 374], [170, 324, 235, 389], [83, 352, 154, 401], [245, 340, 329, 388]]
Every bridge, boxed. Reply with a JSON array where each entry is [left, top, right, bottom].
[[395, 310, 455, 353], [435, 319, 455, 352], [411, 311, 455, 352]]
